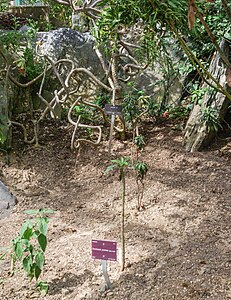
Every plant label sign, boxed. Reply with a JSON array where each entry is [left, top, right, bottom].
[[104, 104, 122, 115], [92, 239, 117, 261]]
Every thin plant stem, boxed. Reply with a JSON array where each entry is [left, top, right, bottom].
[[121, 168, 125, 272]]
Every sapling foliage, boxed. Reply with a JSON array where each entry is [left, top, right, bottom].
[[134, 161, 148, 210], [0, 208, 53, 295]]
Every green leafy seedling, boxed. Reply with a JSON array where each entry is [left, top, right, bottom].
[[37, 280, 49, 296], [134, 161, 148, 210], [134, 135, 145, 151], [0, 208, 53, 295]]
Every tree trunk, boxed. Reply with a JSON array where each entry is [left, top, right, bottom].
[[183, 39, 231, 152], [0, 81, 12, 150]]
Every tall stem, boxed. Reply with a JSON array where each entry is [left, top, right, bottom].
[[121, 168, 125, 271]]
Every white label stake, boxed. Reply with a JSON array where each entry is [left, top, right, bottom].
[[101, 260, 112, 292]]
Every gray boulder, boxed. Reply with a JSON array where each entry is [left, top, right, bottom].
[[36, 28, 182, 101], [0, 180, 17, 210], [37, 28, 104, 77]]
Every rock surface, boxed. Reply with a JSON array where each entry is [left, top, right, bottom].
[[183, 39, 230, 152], [37, 28, 104, 77], [0, 180, 17, 211]]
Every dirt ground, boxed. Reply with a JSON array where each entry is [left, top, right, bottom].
[[0, 120, 230, 300]]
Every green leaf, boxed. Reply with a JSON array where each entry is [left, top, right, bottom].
[[135, 161, 148, 180], [38, 234, 47, 252], [105, 164, 116, 173], [39, 220, 48, 236], [33, 229, 40, 238], [111, 157, 130, 168], [14, 241, 24, 260], [34, 265, 41, 280], [35, 251, 45, 269], [39, 208, 54, 215], [22, 255, 33, 276], [23, 209, 40, 215], [37, 280, 49, 296], [20, 221, 33, 239]]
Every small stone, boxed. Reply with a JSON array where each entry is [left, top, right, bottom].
[[61, 288, 69, 296], [135, 273, 144, 277]]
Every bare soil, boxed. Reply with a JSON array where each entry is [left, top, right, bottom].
[[0, 120, 230, 300]]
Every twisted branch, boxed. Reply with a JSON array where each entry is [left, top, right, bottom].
[[68, 97, 102, 149]]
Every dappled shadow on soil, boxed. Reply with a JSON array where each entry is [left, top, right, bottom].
[[48, 270, 94, 296], [0, 120, 230, 300]]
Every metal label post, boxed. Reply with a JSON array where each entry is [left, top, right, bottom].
[[104, 104, 122, 155], [101, 260, 112, 291], [91, 239, 117, 292]]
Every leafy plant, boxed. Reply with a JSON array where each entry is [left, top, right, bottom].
[[132, 134, 146, 161], [95, 0, 231, 101], [0, 208, 53, 295], [43, 0, 73, 29], [203, 106, 222, 131], [0, 0, 9, 12], [146, 101, 160, 122], [73, 104, 92, 122], [0, 20, 43, 81], [200, 106, 222, 132], [122, 86, 150, 128], [72, 93, 110, 124], [188, 0, 231, 60], [134, 134, 145, 150], [94, 93, 111, 109], [106, 157, 130, 271], [191, 83, 207, 106], [134, 161, 148, 210], [167, 105, 190, 120], [0, 30, 22, 52]]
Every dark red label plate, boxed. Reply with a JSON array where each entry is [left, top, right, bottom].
[[92, 239, 117, 261]]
